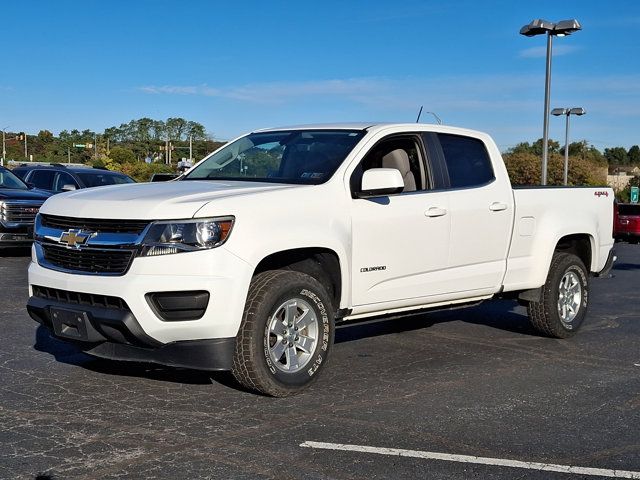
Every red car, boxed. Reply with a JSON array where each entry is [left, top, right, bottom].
[[615, 202, 640, 243]]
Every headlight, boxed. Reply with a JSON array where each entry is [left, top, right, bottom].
[[139, 216, 234, 257]]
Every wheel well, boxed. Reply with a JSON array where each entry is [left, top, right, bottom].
[[254, 248, 342, 308], [555, 234, 592, 271]]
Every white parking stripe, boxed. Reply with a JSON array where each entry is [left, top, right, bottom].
[[300, 441, 640, 479]]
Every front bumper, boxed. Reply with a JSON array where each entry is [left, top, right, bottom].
[[0, 224, 33, 247], [27, 294, 235, 370], [28, 245, 254, 345]]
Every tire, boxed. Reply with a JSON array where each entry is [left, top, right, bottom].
[[527, 252, 589, 338], [232, 270, 335, 397]]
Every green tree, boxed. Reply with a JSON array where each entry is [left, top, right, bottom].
[[109, 146, 136, 164], [503, 151, 606, 186], [617, 175, 640, 203], [566, 140, 605, 164], [37, 130, 54, 142], [507, 138, 560, 157], [628, 145, 640, 164], [166, 117, 189, 140], [502, 152, 542, 185], [604, 146, 628, 165], [186, 121, 208, 140]]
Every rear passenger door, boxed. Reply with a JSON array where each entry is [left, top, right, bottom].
[[424, 132, 513, 294]]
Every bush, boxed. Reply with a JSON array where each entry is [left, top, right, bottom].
[[108, 146, 136, 164], [115, 161, 174, 182], [503, 152, 607, 186]]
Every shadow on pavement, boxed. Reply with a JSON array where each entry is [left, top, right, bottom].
[[0, 246, 31, 257], [336, 299, 536, 343], [33, 325, 239, 388], [33, 300, 534, 387], [613, 262, 640, 271]]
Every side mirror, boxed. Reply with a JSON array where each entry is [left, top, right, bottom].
[[26, 182, 36, 189], [61, 184, 77, 192], [356, 168, 404, 198]]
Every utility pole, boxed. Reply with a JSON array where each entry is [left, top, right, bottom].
[[94, 133, 97, 160], [67, 146, 71, 163], [189, 134, 193, 162], [24, 132, 27, 158], [1, 127, 7, 166], [165, 138, 169, 164], [106, 137, 110, 156]]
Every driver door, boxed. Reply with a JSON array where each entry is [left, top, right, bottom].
[[350, 135, 452, 310]]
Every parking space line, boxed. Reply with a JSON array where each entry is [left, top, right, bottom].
[[300, 441, 640, 479]]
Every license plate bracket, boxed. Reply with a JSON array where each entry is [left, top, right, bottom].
[[51, 307, 90, 341]]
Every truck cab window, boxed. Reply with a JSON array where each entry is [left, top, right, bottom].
[[437, 133, 494, 188], [352, 137, 425, 194]]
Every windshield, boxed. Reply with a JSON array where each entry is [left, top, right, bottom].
[[183, 129, 365, 184], [77, 172, 135, 187], [0, 168, 29, 190]]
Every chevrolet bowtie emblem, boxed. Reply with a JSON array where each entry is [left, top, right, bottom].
[[59, 230, 93, 247]]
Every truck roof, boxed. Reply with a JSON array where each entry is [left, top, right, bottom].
[[252, 122, 488, 138]]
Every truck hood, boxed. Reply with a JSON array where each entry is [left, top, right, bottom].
[[0, 188, 52, 201], [39, 180, 297, 219]]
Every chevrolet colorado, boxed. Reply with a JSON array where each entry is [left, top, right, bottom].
[[26, 123, 615, 396]]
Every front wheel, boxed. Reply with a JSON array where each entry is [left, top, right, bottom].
[[527, 252, 589, 338], [232, 270, 334, 396]]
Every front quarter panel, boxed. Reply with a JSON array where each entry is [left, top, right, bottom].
[[193, 183, 353, 308]]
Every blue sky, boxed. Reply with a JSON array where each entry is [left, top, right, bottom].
[[1, 0, 639, 151]]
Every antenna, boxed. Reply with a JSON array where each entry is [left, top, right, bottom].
[[416, 107, 443, 125]]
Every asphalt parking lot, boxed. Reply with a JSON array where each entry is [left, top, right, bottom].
[[1, 244, 639, 480]]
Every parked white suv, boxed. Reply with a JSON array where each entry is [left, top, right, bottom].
[[27, 123, 615, 396]]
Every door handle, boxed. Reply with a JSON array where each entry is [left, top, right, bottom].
[[489, 202, 508, 212], [425, 207, 447, 217]]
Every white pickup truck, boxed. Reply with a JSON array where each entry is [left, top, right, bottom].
[[27, 123, 615, 396]]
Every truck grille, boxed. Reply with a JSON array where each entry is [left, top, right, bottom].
[[40, 214, 149, 235], [1, 201, 44, 225], [42, 244, 135, 275], [32, 285, 129, 310]]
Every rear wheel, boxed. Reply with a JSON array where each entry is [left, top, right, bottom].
[[232, 270, 334, 396], [527, 252, 589, 338]]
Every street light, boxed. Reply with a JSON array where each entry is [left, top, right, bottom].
[[520, 18, 581, 185], [551, 107, 586, 186]]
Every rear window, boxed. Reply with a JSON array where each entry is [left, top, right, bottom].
[[437, 133, 494, 189], [76, 172, 135, 187], [618, 204, 640, 216]]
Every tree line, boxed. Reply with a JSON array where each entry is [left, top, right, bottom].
[[2, 118, 225, 181], [2, 117, 224, 166], [2, 122, 639, 193], [503, 138, 640, 202]]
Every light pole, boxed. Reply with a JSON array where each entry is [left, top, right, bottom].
[[520, 18, 581, 185], [551, 107, 586, 186]]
